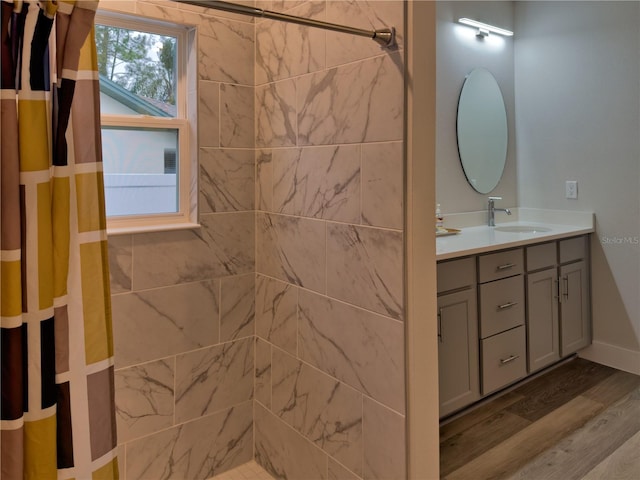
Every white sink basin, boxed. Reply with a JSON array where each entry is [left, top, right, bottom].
[[495, 225, 552, 233]]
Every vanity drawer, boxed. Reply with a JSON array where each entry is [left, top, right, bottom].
[[481, 326, 527, 395], [526, 242, 557, 271], [559, 236, 586, 264], [479, 275, 525, 338], [437, 257, 475, 294], [478, 249, 524, 283]]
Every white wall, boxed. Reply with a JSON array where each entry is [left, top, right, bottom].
[[514, 2, 640, 363], [436, 1, 517, 215], [101, 127, 176, 174], [104, 174, 177, 216]]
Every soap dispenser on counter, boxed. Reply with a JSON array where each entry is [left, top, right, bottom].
[[436, 204, 445, 233]]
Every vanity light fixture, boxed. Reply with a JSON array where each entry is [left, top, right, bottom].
[[458, 18, 513, 38]]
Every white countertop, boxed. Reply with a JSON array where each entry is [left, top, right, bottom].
[[436, 209, 595, 261]]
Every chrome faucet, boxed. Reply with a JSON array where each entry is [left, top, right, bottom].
[[488, 196, 511, 226]]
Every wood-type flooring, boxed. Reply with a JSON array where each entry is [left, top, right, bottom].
[[440, 357, 640, 480]]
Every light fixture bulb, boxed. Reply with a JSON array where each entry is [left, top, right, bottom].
[[458, 18, 514, 37]]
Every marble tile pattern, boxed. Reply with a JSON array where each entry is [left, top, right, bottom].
[[199, 80, 220, 147], [256, 149, 273, 211], [363, 397, 406, 480], [361, 141, 403, 229], [325, 0, 405, 67], [199, 148, 255, 213], [258, 142, 402, 230], [254, 337, 272, 409], [326, 223, 404, 320], [107, 3, 259, 479], [297, 52, 404, 146], [297, 290, 405, 414], [107, 2, 406, 479], [256, 213, 326, 292], [211, 460, 274, 480], [255, 79, 297, 147], [255, 1, 326, 85], [173, 0, 257, 25], [272, 145, 361, 223], [132, 212, 254, 290], [255, 274, 297, 355], [111, 280, 219, 368], [271, 348, 363, 476], [220, 274, 255, 342], [175, 337, 254, 423], [220, 84, 255, 148], [115, 359, 174, 443], [254, 403, 327, 480], [126, 401, 253, 480], [268, 0, 309, 13], [328, 458, 360, 480], [198, 18, 255, 85], [107, 235, 132, 294], [254, 2, 406, 479]]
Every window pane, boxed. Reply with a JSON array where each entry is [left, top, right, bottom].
[[96, 24, 177, 117], [102, 127, 179, 216]]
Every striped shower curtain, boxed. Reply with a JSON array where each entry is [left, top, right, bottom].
[[1, 1, 118, 478]]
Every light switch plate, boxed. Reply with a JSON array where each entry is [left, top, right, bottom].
[[565, 180, 578, 199]]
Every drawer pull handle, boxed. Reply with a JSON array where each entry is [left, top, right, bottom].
[[500, 354, 520, 365], [498, 301, 518, 310], [497, 263, 516, 270]]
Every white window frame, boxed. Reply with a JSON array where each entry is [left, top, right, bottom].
[[96, 11, 199, 234]]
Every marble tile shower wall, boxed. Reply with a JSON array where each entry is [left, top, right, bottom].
[[254, 2, 406, 480], [106, 2, 256, 479]]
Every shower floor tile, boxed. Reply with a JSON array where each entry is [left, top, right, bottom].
[[210, 460, 275, 480]]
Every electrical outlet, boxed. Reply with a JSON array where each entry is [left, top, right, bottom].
[[565, 180, 578, 199]]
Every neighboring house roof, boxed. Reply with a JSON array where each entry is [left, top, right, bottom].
[[99, 74, 172, 117], [140, 95, 177, 117]]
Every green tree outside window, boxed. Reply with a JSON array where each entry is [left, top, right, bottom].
[[95, 25, 176, 105]]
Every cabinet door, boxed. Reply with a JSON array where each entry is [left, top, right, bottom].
[[438, 289, 479, 417], [560, 260, 591, 356], [527, 268, 560, 372]]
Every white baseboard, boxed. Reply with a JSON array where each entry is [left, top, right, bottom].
[[579, 341, 640, 375]]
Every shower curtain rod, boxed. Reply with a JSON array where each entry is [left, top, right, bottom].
[[173, 0, 396, 47]]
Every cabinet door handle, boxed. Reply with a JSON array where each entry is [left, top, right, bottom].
[[563, 275, 569, 299], [500, 354, 520, 365], [498, 301, 518, 310], [437, 308, 443, 343], [554, 278, 560, 303], [497, 263, 516, 271]]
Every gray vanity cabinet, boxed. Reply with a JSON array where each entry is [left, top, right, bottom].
[[559, 259, 590, 355], [436, 234, 591, 418], [526, 242, 561, 372], [477, 249, 527, 395], [526, 267, 561, 372], [437, 258, 480, 417], [525, 236, 591, 372]]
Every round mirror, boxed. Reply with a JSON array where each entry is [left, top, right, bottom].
[[456, 68, 508, 194]]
